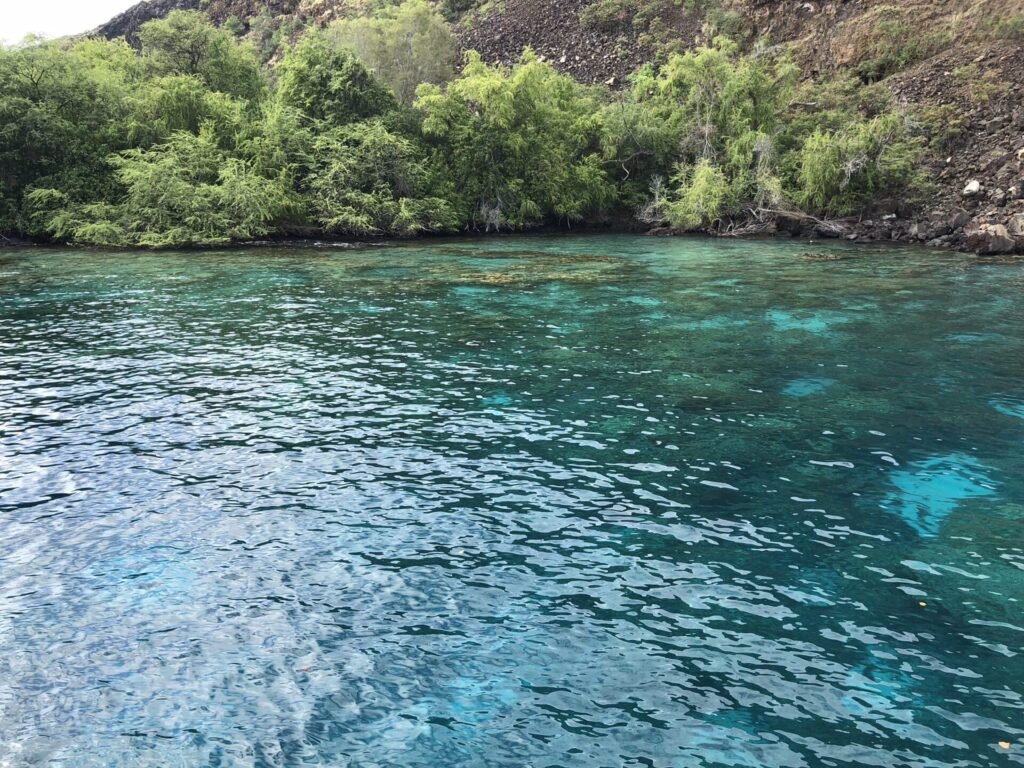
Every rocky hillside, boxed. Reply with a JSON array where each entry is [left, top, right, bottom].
[[458, 0, 1024, 252], [93, 0, 1024, 253], [96, 0, 200, 44]]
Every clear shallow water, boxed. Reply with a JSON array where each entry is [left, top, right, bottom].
[[0, 235, 1022, 768]]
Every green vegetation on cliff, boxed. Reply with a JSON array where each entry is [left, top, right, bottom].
[[0, 6, 927, 246]]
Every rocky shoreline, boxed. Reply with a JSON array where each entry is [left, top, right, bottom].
[[846, 174, 1024, 256], [798, 203, 1024, 255], [3, 221, 1021, 255]]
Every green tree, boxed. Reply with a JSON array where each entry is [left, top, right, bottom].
[[327, 0, 456, 106], [796, 114, 925, 215], [306, 120, 457, 235], [666, 159, 728, 229], [137, 10, 263, 100], [416, 51, 616, 229], [0, 38, 136, 234], [611, 38, 924, 228], [649, 38, 797, 225], [29, 128, 296, 247], [276, 33, 397, 127], [125, 74, 248, 147]]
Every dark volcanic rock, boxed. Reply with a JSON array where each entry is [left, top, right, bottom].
[[95, 0, 200, 45], [95, 0, 310, 45], [456, 0, 700, 85], [965, 223, 1017, 255]]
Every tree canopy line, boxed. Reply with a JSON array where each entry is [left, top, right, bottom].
[[0, 4, 928, 246]]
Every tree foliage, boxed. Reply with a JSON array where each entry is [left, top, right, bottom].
[[137, 10, 263, 100], [307, 120, 457, 235], [0, 37, 137, 233], [0, 7, 928, 246], [28, 128, 296, 246], [417, 51, 616, 230], [327, 0, 456, 107], [604, 38, 925, 230], [275, 32, 396, 127]]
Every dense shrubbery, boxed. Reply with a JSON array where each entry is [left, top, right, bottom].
[[417, 51, 616, 229], [307, 120, 458, 235], [606, 38, 926, 230], [0, 6, 927, 246], [327, 0, 456, 106]]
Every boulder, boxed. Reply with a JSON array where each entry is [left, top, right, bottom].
[[997, 163, 1017, 182], [963, 179, 982, 197], [1008, 214, 1024, 238], [965, 223, 1016, 255], [775, 212, 805, 236], [812, 223, 843, 239], [924, 209, 970, 240], [949, 208, 971, 230]]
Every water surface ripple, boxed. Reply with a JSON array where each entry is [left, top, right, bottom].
[[0, 236, 1022, 767]]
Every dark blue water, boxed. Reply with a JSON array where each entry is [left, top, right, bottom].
[[0, 236, 1022, 767]]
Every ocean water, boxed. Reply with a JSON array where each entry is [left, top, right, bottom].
[[0, 235, 1022, 767]]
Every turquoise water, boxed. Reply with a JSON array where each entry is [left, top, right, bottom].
[[0, 235, 1022, 767]]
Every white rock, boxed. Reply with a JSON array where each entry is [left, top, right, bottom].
[[963, 179, 982, 197]]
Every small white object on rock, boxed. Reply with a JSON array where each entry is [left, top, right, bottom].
[[963, 180, 982, 197]]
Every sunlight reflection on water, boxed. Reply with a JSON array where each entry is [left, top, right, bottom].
[[0, 236, 1022, 767]]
